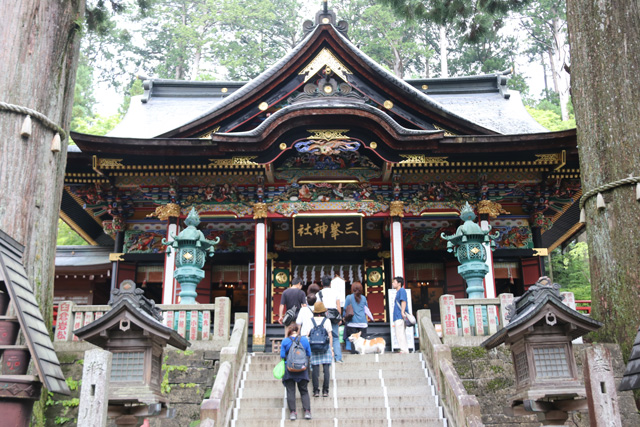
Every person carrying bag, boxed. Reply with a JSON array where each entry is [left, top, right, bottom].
[[280, 324, 312, 420]]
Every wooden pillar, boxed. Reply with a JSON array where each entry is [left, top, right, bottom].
[[162, 218, 179, 304], [252, 219, 267, 351], [531, 226, 546, 276], [390, 218, 404, 279], [110, 231, 124, 293]]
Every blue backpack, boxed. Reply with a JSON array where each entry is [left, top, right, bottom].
[[286, 336, 309, 372], [309, 318, 330, 352]]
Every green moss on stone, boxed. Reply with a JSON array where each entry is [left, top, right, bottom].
[[451, 346, 487, 360]]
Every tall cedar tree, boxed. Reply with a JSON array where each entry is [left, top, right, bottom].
[[377, 0, 531, 42], [567, 0, 640, 361]]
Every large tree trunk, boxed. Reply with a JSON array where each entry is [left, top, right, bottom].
[[567, 0, 640, 361], [0, 0, 84, 423]]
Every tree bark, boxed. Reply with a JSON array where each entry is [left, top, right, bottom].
[[567, 0, 640, 361], [0, 0, 84, 423], [439, 25, 448, 77]]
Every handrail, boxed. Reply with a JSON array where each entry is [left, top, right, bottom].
[[200, 313, 248, 426], [417, 309, 483, 427]]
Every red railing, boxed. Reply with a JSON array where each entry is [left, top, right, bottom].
[[576, 300, 592, 314]]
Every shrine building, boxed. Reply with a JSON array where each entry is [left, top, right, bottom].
[[60, 8, 583, 349]]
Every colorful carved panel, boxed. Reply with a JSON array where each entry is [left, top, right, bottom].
[[123, 230, 167, 253], [203, 230, 254, 253]]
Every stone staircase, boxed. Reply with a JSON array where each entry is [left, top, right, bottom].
[[230, 352, 446, 426]]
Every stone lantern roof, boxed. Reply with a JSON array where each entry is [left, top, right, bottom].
[[482, 276, 603, 349], [74, 280, 189, 350]]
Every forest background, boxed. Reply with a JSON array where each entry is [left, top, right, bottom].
[[59, 0, 589, 297]]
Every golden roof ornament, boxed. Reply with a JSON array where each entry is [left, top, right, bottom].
[[477, 200, 510, 218], [147, 203, 182, 221], [253, 202, 268, 219]]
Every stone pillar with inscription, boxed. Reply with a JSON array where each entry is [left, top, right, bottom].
[[212, 297, 231, 347], [78, 349, 112, 427], [252, 203, 268, 351], [583, 345, 622, 426]]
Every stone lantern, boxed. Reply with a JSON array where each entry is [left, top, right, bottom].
[[163, 207, 220, 304], [74, 280, 190, 426], [482, 276, 603, 425], [441, 202, 499, 298]]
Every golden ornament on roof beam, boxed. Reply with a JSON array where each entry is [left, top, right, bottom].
[[398, 155, 449, 166], [253, 202, 268, 219], [147, 203, 182, 221], [389, 201, 404, 217], [306, 129, 350, 141], [208, 157, 259, 167], [477, 200, 510, 219], [299, 48, 353, 83], [96, 158, 125, 168]]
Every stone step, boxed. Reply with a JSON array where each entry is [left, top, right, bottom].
[[247, 352, 421, 366], [232, 417, 444, 427], [238, 384, 434, 399], [234, 406, 440, 420], [243, 367, 428, 380], [236, 394, 438, 409], [241, 375, 430, 390]]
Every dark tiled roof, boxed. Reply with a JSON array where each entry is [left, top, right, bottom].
[[620, 325, 640, 391], [108, 24, 547, 139]]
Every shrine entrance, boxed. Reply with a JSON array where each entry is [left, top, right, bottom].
[[268, 256, 389, 324]]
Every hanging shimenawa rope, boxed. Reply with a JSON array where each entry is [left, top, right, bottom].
[[0, 101, 67, 142], [579, 175, 640, 222]]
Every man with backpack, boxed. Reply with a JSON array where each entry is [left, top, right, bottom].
[[279, 277, 306, 326], [301, 301, 333, 397]]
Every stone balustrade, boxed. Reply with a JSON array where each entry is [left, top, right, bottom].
[[417, 309, 483, 427], [439, 292, 577, 346], [54, 298, 233, 343], [200, 313, 248, 426]]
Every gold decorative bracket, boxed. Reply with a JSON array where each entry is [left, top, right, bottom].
[[534, 150, 566, 171], [307, 129, 350, 141], [532, 248, 549, 257], [198, 126, 220, 139], [209, 156, 259, 167], [299, 48, 353, 83], [398, 155, 449, 166], [109, 253, 125, 262]]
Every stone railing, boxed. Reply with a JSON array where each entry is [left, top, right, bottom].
[[200, 313, 248, 427], [417, 309, 483, 427], [54, 297, 233, 344], [439, 292, 576, 346]]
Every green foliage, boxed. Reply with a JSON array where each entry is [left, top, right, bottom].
[[451, 346, 487, 360], [65, 377, 81, 392], [334, 0, 433, 78], [377, 0, 531, 43], [57, 219, 89, 246], [551, 242, 591, 300], [525, 106, 575, 131], [119, 79, 145, 117], [61, 398, 80, 408], [161, 363, 189, 393], [54, 416, 73, 425]]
